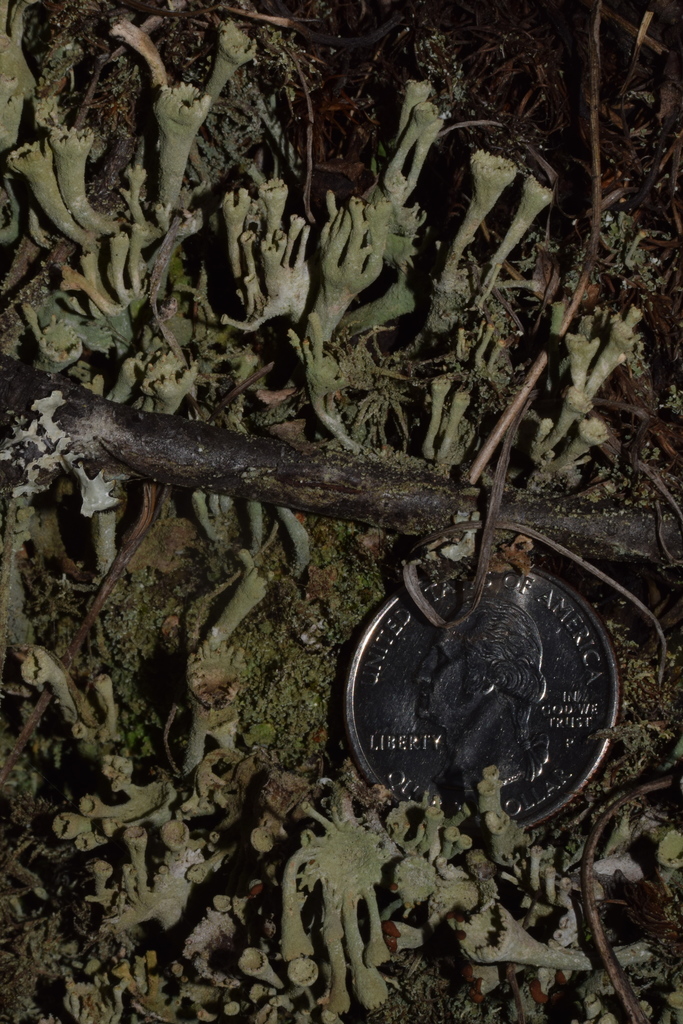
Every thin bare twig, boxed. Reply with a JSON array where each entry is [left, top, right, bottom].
[[406, 516, 667, 685], [163, 702, 180, 776], [592, 398, 651, 420], [654, 500, 677, 564], [0, 687, 53, 792], [73, 52, 112, 131], [110, 18, 168, 87], [620, 9, 654, 97], [288, 48, 315, 226], [498, 519, 668, 685], [120, 0, 222, 13], [62, 482, 170, 669], [560, 0, 603, 337], [405, 393, 534, 627], [0, 482, 169, 790], [438, 119, 504, 138], [0, 494, 18, 702], [505, 962, 527, 1024], [636, 460, 683, 545], [403, 562, 446, 626], [149, 214, 187, 365], [576, 0, 666, 55], [580, 775, 673, 1024], [458, 398, 534, 625], [208, 361, 275, 423], [118, 0, 403, 49], [468, 350, 548, 484]]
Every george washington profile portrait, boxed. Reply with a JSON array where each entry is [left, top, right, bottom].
[[415, 598, 550, 796]]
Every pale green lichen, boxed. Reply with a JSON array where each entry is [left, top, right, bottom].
[[377, 81, 442, 234], [137, 347, 198, 415], [61, 456, 119, 517], [476, 764, 530, 866], [53, 754, 177, 849], [20, 646, 118, 748], [657, 829, 683, 878], [427, 150, 518, 328], [222, 178, 311, 330], [62, 972, 127, 1024], [220, 80, 537, 453], [153, 83, 212, 211], [238, 947, 284, 989], [7, 139, 94, 247], [96, 819, 228, 931], [422, 380, 472, 466], [532, 305, 642, 476], [0, 0, 37, 157], [0, 390, 118, 516], [275, 504, 311, 576], [2, 10, 677, 1023], [61, 254, 126, 318], [48, 126, 118, 236], [664, 988, 683, 1024], [91, 506, 118, 575], [281, 793, 394, 1014], [0, 16, 256, 381], [22, 302, 83, 372], [276, 766, 660, 1015], [478, 173, 553, 301], [183, 550, 266, 773], [205, 19, 257, 102]]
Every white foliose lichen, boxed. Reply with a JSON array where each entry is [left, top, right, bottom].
[[0, 389, 118, 515]]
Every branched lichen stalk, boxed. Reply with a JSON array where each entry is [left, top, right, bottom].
[[480, 174, 553, 298], [435, 150, 517, 292]]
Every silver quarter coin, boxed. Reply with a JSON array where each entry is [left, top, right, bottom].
[[345, 570, 619, 826]]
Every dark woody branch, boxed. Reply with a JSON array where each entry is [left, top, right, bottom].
[[0, 354, 679, 565]]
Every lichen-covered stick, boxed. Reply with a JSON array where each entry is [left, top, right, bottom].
[[1, 353, 681, 565], [580, 775, 674, 1024]]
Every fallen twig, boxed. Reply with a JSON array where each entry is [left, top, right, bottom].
[[406, 516, 667, 686], [560, 0, 603, 337], [0, 354, 681, 565], [0, 481, 168, 790], [405, 392, 534, 627], [288, 46, 315, 226], [118, 0, 403, 49], [505, 962, 526, 1024], [580, 776, 674, 1024], [0, 494, 17, 702], [468, 351, 547, 485]]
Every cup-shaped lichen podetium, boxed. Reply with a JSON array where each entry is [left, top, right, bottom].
[[153, 83, 212, 210], [49, 127, 118, 236], [7, 139, 94, 247], [205, 20, 256, 103], [436, 150, 518, 292]]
